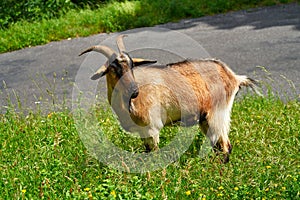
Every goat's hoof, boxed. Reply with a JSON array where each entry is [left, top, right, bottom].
[[223, 154, 230, 164], [144, 145, 159, 153]]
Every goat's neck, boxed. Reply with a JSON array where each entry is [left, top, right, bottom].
[[105, 73, 129, 112], [106, 73, 132, 128], [106, 73, 118, 105]]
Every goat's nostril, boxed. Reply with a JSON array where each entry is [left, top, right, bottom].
[[129, 82, 139, 99], [131, 90, 139, 99]]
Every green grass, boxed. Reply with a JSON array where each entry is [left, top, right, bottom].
[[0, 0, 299, 53], [0, 0, 299, 198], [1, 95, 299, 199]]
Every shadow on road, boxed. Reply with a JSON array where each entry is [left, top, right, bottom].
[[0, 3, 299, 113], [161, 3, 300, 31]]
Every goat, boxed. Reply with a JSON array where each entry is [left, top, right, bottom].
[[79, 35, 259, 163]]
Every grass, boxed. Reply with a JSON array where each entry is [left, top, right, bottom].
[[0, 0, 299, 53], [0, 94, 299, 199], [0, 0, 299, 198]]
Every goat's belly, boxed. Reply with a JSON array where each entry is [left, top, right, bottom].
[[164, 112, 202, 127]]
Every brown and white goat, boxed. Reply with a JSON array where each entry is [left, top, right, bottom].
[[79, 35, 259, 163]]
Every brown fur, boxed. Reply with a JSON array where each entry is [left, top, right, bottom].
[[126, 59, 242, 127], [212, 60, 238, 103], [91, 52, 255, 163], [169, 61, 212, 115], [81, 38, 257, 163], [128, 59, 249, 163]]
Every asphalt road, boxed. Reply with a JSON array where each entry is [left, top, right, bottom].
[[0, 3, 299, 113]]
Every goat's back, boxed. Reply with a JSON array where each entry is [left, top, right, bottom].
[[134, 59, 239, 104]]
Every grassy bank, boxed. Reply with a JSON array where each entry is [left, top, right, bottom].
[[0, 95, 299, 199], [0, 0, 299, 53]]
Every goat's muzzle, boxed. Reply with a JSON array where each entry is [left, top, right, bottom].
[[128, 81, 139, 99], [127, 83, 139, 113]]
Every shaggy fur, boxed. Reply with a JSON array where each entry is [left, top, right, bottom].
[[80, 37, 259, 163]]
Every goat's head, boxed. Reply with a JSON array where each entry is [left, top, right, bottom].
[[79, 35, 156, 108]]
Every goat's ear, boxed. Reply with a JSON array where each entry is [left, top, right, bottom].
[[91, 65, 108, 80], [132, 58, 157, 67]]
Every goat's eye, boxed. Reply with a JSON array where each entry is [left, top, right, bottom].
[[110, 63, 123, 77]]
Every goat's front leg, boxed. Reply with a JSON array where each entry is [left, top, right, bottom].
[[140, 127, 160, 152]]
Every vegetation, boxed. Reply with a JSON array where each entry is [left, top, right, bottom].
[[0, 0, 299, 199], [0, 0, 105, 29], [0, 94, 299, 199], [0, 0, 299, 53]]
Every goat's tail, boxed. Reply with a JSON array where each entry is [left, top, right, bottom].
[[237, 75, 263, 96]]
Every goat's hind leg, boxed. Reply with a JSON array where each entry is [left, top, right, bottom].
[[200, 112, 232, 163]]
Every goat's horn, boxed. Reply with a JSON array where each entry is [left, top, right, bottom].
[[116, 35, 127, 53], [79, 45, 117, 60]]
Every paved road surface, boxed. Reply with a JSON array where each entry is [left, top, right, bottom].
[[0, 3, 299, 113]]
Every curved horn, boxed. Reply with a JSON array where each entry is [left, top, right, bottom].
[[79, 45, 117, 59], [116, 35, 127, 53]]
